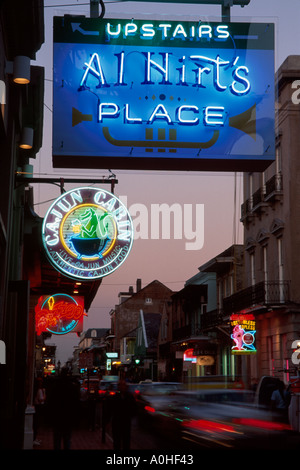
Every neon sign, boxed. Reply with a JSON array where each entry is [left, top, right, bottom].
[[35, 294, 85, 335], [53, 17, 275, 172], [42, 187, 133, 281], [183, 348, 197, 363], [105, 22, 230, 41], [230, 314, 256, 355]]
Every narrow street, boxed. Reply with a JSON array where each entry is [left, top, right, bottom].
[[32, 400, 300, 451]]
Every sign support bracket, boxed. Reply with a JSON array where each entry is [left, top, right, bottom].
[[15, 176, 118, 194], [90, 0, 251, 20]]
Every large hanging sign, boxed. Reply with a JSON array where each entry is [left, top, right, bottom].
[[230, 314, 256, 355], [35, 294, 85, 335], [42, 187, 133, 280], [53, 16, 275, 172]]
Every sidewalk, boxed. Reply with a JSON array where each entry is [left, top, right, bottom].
[[33, 425, 114, 450]]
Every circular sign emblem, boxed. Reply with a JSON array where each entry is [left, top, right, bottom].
[[243, 332, 254, 346], [42, 187, 133, 280], [35, 293, 84, 335]]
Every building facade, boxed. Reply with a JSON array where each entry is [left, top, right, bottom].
[[168, 245, 245, 384], [224, 56, 300, 386], [72, 56, 300, 393], [108, 279, 173, 379], [135, 311, 162, 381], [0, 1, 103, 449], [199, 245, 246, 384], [109, 279, 173, 354], [0, 0, 45, 450]]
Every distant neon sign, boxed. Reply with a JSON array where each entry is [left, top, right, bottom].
[[184, 348, 197, 363], [35, 294, 85, 335], [53, 17, 275, 172], [230, 314, 256, 355], [42, 187, 133, 280]]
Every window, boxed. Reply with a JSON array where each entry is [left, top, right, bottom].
[[201, 304, 207, 315], [263, 245, 268, 282], [145, 297, 152, 304], [250, 252, 256, 286], [276, 144, 282, 174], [249, 173, 253, 209], [278, 237, 284, 302], [267, 336, 275, 376], [280, 334, 289, 383], [278, 238, 284, 280], [262, 245, 268, 301], [161, 318, 168, 341]]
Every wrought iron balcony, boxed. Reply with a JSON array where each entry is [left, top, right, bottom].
[[265, 173, 283, 201], [241, 173, 283, 221], [241, 197, 252, 220], [172, 323, 202, 341], [252, 187, 264, 208], [201, 309, 226, 330], [223, 280, 290, 315]]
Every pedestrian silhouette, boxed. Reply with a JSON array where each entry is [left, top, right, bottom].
[[101, 383, 115, 443], [110, 379, 137, 450], [271, 380, 290, 422], [48, 368, 80, 449], [33, 377, 46, 446]]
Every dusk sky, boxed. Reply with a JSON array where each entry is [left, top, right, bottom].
[[33, 0, 300, 363]]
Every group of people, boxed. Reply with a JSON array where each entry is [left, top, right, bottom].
[[33, 371, 137, 450], [33, 368, 80, 449]]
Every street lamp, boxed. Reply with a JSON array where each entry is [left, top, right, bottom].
[[13, 56, 31, 84]]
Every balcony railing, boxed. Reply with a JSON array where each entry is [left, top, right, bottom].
[[265, 173, 283, 200], [252, 187, 264, 208], [223, 280, 290, 315], [172, 323, 202, 341], [241, 173, 283, 220], [201, 309, 226, 330]]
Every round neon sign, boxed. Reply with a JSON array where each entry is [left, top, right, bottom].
[[35, 293, 85, 335], [42, 187, 133, 280]]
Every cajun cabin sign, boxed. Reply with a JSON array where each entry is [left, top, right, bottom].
[[42, 187, 133, 281]]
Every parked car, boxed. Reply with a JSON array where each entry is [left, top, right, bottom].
[[98, 376, 119, 400], [80, 377, 100, 401]]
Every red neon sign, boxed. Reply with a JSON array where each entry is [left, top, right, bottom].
[[183, 348, 197, 363], [230, 313, 256, 355], [35, 294, 86, 335]]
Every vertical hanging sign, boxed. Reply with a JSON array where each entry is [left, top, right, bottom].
[[230, 314, 256, 355]]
